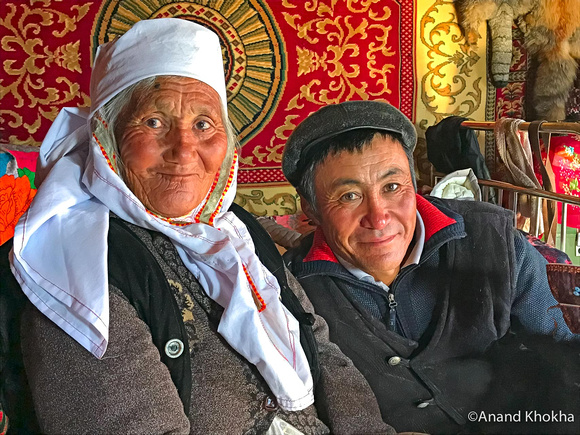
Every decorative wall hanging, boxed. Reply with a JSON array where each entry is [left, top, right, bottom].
[[413, 0, 489, 186], [0, 0, 416, 216]]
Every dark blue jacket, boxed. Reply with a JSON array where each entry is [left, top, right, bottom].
[[285, 196, 580, 434]]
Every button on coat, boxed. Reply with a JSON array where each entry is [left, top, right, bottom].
[[165, 339, 184, 358]]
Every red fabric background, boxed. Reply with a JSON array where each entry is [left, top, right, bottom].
[[0, 1, 416, 185]]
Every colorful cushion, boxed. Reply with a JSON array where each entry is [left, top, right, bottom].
[[0, 148, 38, 245]]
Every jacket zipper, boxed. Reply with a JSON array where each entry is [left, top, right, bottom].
[[388, 264, 419, 335], [387, 292, 397, 332]]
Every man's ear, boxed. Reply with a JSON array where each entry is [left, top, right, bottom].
[[298, 194, 320, 226]]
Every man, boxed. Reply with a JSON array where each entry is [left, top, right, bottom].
[[282, 100, 580, 433]]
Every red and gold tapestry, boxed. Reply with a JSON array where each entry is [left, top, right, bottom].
[[0, 0, 416, 217]]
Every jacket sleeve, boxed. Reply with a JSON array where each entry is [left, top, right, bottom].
[[284, 267, 396, 435], [20, 287, 191, 435], [511, 229, 580, 342]]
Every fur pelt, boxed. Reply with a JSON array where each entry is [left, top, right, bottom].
[[455, 0, 580, 121]]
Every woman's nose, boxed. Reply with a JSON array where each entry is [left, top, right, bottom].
[[166, 127, 198, 162], [360, 197, 389, 230]]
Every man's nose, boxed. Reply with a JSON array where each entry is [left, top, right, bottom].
[[166, 127, 198, 162], [360, 196, 389, 230]]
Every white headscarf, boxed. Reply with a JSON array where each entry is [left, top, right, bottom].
[[10, 18, 313, 411]]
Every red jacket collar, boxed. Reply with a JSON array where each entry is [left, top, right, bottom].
[[303, 194, 457, 263]]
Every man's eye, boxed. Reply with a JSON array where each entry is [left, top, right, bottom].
[[385, 183, 399, 192], [145, 118, 162, 129], [340, 192, 359, 202], [195, 120, 212, 131]]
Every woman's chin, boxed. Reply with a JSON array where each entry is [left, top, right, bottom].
[[147, 199, 199, 219]]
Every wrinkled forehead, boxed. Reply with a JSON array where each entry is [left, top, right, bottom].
[[128, 76, 225, 116], [89, 18, 228, 119]]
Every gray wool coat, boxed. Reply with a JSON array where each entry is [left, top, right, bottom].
[[20, 222, 393, 435]]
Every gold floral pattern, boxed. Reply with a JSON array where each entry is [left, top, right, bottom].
[[282, 3, 394, 105], [0, 2, 92, 145], [241, 0, 400, 170], [414, 0, 489, 186], [417, 0, 483, 126], [235, 187, 299, 217]]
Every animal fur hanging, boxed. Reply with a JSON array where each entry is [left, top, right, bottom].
[[455, 0, 580, 121]]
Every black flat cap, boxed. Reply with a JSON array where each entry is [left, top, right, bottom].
[[282, 100, 417, 186]]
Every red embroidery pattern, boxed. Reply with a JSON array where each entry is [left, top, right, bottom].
[[209, 150, 237, 226], [94, 115, 109, 130], [243, 263, 266, 312], [93, 133, 115, 172], [194, 171, 220, 224], [143, 208, 191, 226]]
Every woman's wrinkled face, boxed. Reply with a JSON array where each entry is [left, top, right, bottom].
[[116, 76, 228, 218]]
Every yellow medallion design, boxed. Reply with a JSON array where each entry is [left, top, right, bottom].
[[92, 0, 285, 144]]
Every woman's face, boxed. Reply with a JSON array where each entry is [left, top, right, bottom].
[[116, 76, 228, 218]]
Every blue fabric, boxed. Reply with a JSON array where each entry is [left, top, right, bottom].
[[511, 229, 580, 341], [0, 152, 14, 177], [285, 197, 580, 433], [406, 227, 578, 342]]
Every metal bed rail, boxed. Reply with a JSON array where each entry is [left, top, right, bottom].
[[460, 120, 580, 135], [438, 119, 580, 252], [431, 175, 580, 252], [477, 179, 580, 252], [430, 118, 580, 252]]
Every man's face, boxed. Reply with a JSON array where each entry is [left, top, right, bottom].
[[117, 76, 228, 218], [309, 136, 417, 285]]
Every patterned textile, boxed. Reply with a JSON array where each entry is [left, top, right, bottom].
[[0, 0, 416, 216], [484, 24, 580, 170], [525, 232, 572, 265], [413, 1, 489, 187], [0, 147, 37, 245], [550, 134, 580, 228], [0, 174, 36, 245], [482, 24, 580, 235]]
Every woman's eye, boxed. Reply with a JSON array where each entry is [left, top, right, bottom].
[[145, 118, 162, 129], [340, 192, 359, 202], [195, 120, 212, 131]]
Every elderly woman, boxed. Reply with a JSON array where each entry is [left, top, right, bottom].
[[4, 19, 391, 434]]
